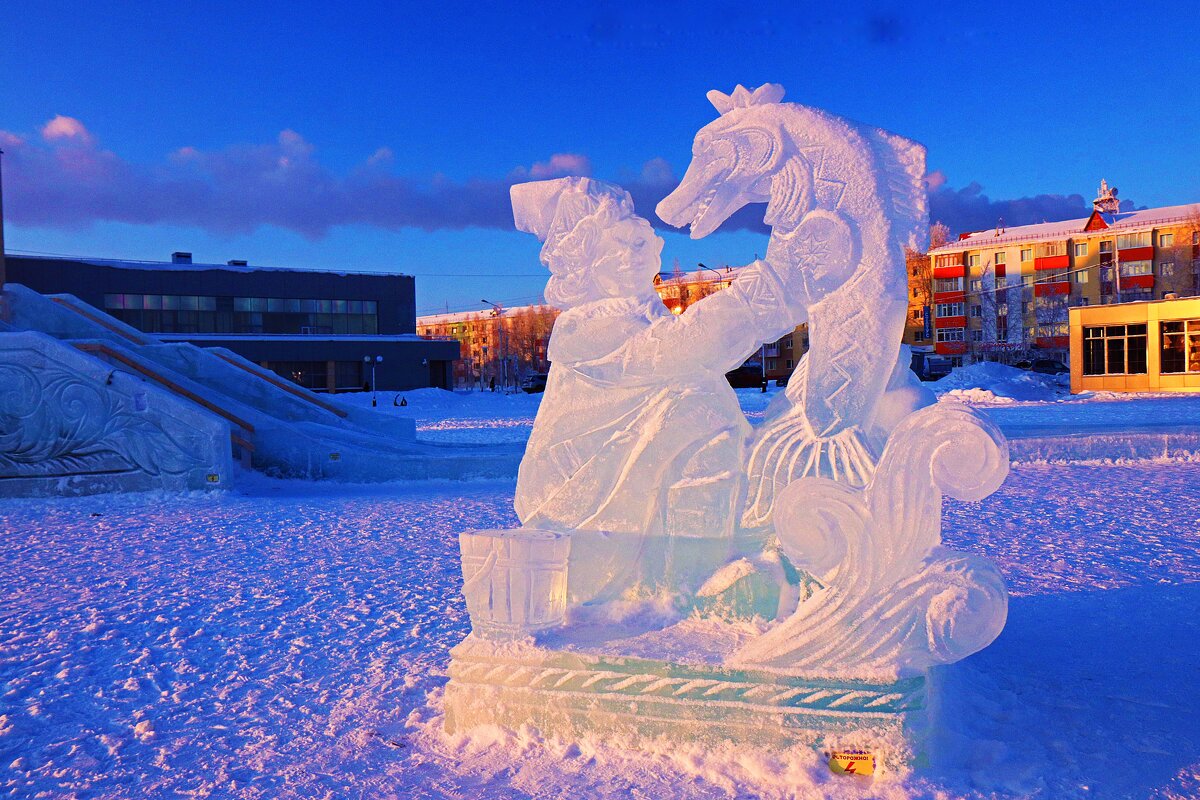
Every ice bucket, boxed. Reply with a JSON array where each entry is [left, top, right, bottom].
[[459, 528, 570, 639]]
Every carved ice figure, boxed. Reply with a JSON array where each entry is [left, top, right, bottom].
[[445, 90, 1012, 764], [733, 403, 1010, 677], [509, 177, 852, 596], [656, 84, 935, 529]]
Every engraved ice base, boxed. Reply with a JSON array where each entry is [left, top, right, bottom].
[[443, 632, 931, 771]]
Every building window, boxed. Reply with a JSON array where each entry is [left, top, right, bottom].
[[1020, 248, 1033, 262], [1023, 275, 1035, 287], [1074, 242, 1088, 257], [936, 302, 964, 317], [1073, 269, 1089, 284], [786, 359, 793, 368], [1160, 320, 1200, 374], [970, 329, 983, 342], [1159, 233, 1175, 247], [1083, 324, 1148, 375], [996, 276, 1007, 289], [1037, 322, 1069, 338], [970, 305, 982, 317], [994, 252, 1006, 265], [1193, 231, 1199, 245], [969, 279, 982, 292], [1117, 231, 1151, 249], [1119, 260, 1152, 277], [934, 277, 963, 293], [936, 327, 965, 342], [1159, 261, 1175, 277], [967, 253, 981, 267]]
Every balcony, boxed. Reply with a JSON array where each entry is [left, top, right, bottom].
[[1118, 246, 1154, 261], [1034, 254, 1070, 271], [933, 264, 965, 279], [1034, 281, 1071, 297]]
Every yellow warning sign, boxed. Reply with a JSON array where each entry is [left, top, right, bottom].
[[828, 749, 874, 776]]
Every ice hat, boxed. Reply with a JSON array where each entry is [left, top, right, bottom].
[[511, 177, 635, 254]]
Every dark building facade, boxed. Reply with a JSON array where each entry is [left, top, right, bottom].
[[6, 253, 458, 391]]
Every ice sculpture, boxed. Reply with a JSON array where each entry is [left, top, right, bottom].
[[656, 83, 935, 527], [444, 85, 1010, 770]]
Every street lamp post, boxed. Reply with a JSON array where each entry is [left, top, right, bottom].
[[481, 299, 508, 392], [362, 354, 383, 406]]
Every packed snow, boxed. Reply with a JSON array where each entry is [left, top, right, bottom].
[[1, 463, 1198, 798], [4, 384, 1200, 798], [932, 362, 1070, 404]]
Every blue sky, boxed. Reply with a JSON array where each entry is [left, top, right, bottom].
[[2, 0, 1198, 314]]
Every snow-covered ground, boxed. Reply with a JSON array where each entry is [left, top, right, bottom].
[[2, 463, 1198, 799], [3, 385, 1200, 798], [337, 378, 1200, 453]]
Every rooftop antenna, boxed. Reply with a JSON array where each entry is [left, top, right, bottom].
[[1093, 178, 1120, 214]]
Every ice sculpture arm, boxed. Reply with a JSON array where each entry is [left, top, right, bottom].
[[578, 259, 810, 383]]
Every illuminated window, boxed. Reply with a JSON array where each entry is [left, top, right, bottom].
[[1074, 242, 1088, 257], [1117, 231, 1151, 249], [936, 327, 965, 342], [1161, 320, 1200, 374], [1119, 260, 1152, 277]]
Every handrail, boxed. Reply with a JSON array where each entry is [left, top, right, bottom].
[[209, 350, 348, 418], [72, 342, 257, 435], [49, 296, 153, 345]]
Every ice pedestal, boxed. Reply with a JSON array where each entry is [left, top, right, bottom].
[[444, 629, 930, 772]]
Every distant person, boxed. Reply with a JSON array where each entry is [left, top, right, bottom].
[[489, 377, 496, 392]]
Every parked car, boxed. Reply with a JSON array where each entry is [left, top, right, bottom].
[[1012, 359, 1033, 370], [725, 365, 766, 389], [1030, 358, 1069, 375], [910, 350, 953, 381], [521, 373, 549, 393]]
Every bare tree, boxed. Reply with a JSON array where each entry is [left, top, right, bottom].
[[904, 221, 947, 344]]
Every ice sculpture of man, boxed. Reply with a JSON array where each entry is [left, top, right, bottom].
[[510, 177, 849, 550]]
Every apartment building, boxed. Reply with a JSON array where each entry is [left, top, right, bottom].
[[927, 182, 1200, 366]]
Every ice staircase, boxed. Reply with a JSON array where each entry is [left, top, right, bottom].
[[1, 284, 522, 493]]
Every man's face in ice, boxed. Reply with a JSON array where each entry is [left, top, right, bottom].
[[592, 216, 664, 298]]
